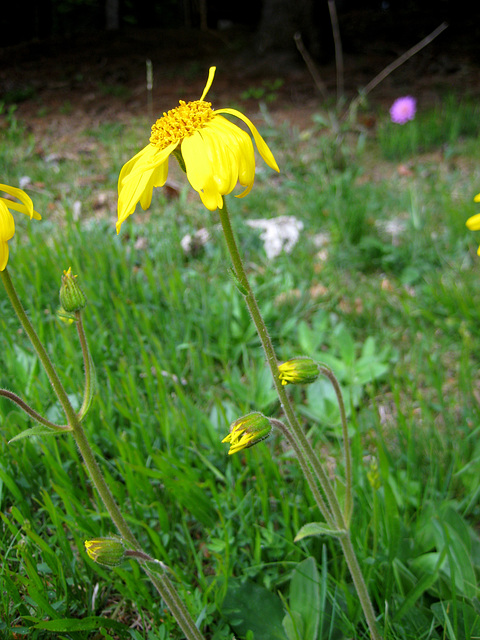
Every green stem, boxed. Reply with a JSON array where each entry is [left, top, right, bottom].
[[318, 365, 353, 524], [271, 419, 334, 526], [1, 268, 78, 426], [218, 204, 343, 525], [74, 311, 96, 421], [0, 388, 69, 431], [1, 267, 205, 640], [340, 534, 382, 640], [218, 201, 382, 640]]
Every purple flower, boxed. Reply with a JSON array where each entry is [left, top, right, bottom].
[[390, 96, 417, 125]]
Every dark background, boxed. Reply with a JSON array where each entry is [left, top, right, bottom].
[[2, 0, 480, 61], [1, 0, 480, 135]]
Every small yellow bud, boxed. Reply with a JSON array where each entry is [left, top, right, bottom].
[[278, 357, 319, 386], [84, 537, 125, 566], [59, 267, 87, 313], [222, 412, 272, 455]]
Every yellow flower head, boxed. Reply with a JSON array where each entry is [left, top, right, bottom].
[[466, 193, 480, 255], [278, 357, 319, 386], [0, 184, 41, 270], [117, 67, 279, 233], [85, 537, 125, 566], [222, 412, 272, 455]]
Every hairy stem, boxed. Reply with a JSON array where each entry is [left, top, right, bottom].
[[74, 310, 96, 421], [0, 388, 69, 431], [1, 267, 205, 640], [318, 365, 353, 524], [218, 201, 382, 640]]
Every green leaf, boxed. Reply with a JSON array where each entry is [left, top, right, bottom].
[[221, 578, 288, 639], [283, 609, 304, 640], [32, 616, 131, 632], [294, 522, 347, 542], [8, 425, 68, 443], [431, 600, 480, 640], [286, 557, 320, 640]]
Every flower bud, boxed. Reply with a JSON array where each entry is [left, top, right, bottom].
[[278, 357, 319, 386], [59, 267, 87, 313], [366, 457, 381, 491], [84, 537, 125, 566], [222, 412, 272, 455]]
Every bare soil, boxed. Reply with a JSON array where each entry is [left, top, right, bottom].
[[1, 25, 479, 145]]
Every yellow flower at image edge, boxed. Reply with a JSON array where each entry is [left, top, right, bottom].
[[466, 193, 480, 255], [117, 66, 279, 233], [0, 184, 41, 270]]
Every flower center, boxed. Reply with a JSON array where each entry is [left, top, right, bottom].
[[149, 100, 214, 150]]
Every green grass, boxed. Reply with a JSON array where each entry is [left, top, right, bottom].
[[2, 92, 480, 639]]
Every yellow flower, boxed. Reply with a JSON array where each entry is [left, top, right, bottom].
[[278, 357, 319, 386], [222, 412, 272, 455], [117, 67, 279, 233], [85, 537, 125, 566], [0, 184, 41, 270], [466, 193, 480, 255]]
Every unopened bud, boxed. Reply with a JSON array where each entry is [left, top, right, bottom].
[[222, 412, 272, 455], [84, 537, 125, 567], [59, 267, 87, 313], [278, 357, 319, 386]]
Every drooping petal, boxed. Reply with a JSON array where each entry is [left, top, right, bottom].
[[118, 168, 158, 232], [182, 131, 223, 210], [216, 108, 279, 172], [117, 145, 174, 232], [0, 184, 39, 220], [140, 162, 169, 208], [0, 203, 15, 240], [0, 242, 8, 271], [198, 126, 238, 195], [118, 144, 170, 187], [209, 116, 256, 188], [208, 115, 258, 198], [0, 198, 40, 220], [0, 241, 8, 271], [0, 203, 15, 271]]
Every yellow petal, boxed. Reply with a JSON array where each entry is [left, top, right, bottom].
[[182, 131, 223, 210], [199, 67, 216, 102], [117, 145, 172, 232], [0, 203, 14, 271], [474, 193, 480, 203], [0, 202, 15, 242], [0, 198, 41, 220], [0, 184, 33, 217], [199, 126, 238, 194], [119, 144, 159, 186], [199, 184, 224, 210], [0, 184, 41, 220], [216, 108, 279, 172], [118, 169, 156, 232], [0, 241, 9, 271], [208, 116, 255, 187], [466, 213, 480, 230], [140, 163, 169, 208]]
